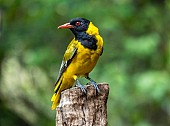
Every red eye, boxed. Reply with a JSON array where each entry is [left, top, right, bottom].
[[75, 22, 81, 26]]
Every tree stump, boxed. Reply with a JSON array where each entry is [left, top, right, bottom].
[[56, 83, 109, 126]]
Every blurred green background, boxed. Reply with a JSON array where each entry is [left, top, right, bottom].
[[0, 0, 170, 126]]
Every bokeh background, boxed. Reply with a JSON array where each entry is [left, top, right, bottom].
[[1, 0, 170, 126]]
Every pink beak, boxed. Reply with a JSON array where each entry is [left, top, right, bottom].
[[58, 23, 74, 29]]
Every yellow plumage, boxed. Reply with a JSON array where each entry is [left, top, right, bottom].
[[51, 18, 103, 110]]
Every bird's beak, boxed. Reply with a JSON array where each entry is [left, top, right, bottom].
[[58, 23, 74, 29]]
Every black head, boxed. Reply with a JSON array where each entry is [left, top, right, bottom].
[[69, 18, 90, 32], [58, 18, 90, 35]]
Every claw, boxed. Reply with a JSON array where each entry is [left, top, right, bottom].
[[85, 76, 100, 93], [76, 79, 87, 93]]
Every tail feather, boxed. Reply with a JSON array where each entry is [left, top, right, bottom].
[[51, 75, 75, 110], [51, 76, 63, 110], [51, 92, 61, 110]]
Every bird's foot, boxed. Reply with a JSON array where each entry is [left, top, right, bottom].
[[86, 76, 100, 93], [76, 79, 86, 93]]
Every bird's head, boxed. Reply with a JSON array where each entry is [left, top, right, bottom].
[[58, 18, 90, 36]]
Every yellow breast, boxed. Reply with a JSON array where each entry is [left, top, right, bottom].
[[66, 35, 103, 77]]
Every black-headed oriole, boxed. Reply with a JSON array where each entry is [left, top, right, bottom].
[[51, 18, 104, 110]]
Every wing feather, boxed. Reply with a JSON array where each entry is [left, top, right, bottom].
[[55, 41, 78, 86]]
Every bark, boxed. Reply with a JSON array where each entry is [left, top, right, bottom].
[[56, 83, 109, 126]]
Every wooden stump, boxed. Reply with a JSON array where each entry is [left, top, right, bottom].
[[56, 83, 109, 126]]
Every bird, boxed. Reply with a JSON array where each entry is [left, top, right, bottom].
[[51, 17, 104, 110]]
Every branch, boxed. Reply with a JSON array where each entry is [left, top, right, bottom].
[[56, 83, 109, 126]]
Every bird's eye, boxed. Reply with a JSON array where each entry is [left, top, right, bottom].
[[75, 21, 81, 26]]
